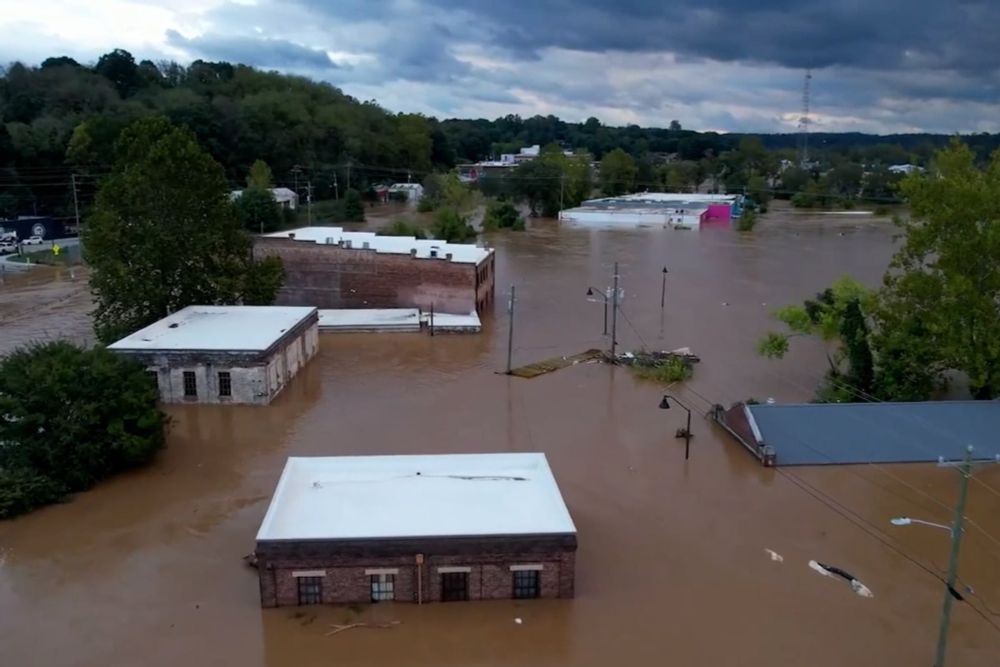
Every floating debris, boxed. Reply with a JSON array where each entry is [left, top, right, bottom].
[[808, 560, 873, 598], [764, 548, 784, 563], [326, 621, 401, 636]]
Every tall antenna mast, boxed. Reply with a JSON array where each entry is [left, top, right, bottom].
[[798, 69, 812, 167]]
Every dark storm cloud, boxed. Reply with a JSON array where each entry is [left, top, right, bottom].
[[424, 0, 1000, 73], [165, 29, 336, 70]]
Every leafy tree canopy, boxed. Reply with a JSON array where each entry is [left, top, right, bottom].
[[84, 116, 284, 342], [0, 341, 166, 519]]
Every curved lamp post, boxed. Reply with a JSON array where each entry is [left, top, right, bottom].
[[659, 394, 692, 460]]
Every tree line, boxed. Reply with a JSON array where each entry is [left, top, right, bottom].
[[4, 49, 1000, 222]]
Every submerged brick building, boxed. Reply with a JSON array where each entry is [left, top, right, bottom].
[[108, 305, 318, 405], [254, 227, 495, 315], [255, 453, 576, 606]]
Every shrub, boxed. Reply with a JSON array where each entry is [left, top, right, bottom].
[[431, 208, 476, 243], [343, 189, 365, 221], [735, 208, 757, 231], [0, 342, 167, 518], [483, 199, 525, 231], [631, 356, 693, 383], [381, 219, 427, 238]]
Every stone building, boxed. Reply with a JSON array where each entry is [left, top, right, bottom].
[[254, 227, 495, 315], [255, 453, 577, 606], [108, 305, 319, 405]]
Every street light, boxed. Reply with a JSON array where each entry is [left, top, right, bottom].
[[660, 266, 669, 309], [659, 394, 692, 460], [586, 286, 609, 335]]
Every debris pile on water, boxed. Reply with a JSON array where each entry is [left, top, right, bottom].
[[618, 347, 700, 382]]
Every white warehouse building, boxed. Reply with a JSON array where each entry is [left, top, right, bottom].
[[108, 306, 319, 405]]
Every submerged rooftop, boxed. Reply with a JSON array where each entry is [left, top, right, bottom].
[[263, 226, 491, 264], [108, 305, 317, 352], [744, 401, 1000, 466], [256, 453, 576, 541]]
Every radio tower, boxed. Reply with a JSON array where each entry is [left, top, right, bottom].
[[798, 69, 812, 167]]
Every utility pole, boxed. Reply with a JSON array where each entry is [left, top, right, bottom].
[[70, 173, 82, 250], [506, 285, 516, 374], [660, 266, 668, 310], [306, 181, 313, 225], [291, 165, 301, 199], [934, 445, 974, 667], [333, 174, 339, 200], [611, 262, 620, 360]]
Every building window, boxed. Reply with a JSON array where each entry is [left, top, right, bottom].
[[370, 574, 395, 602], [183, 371, 197, 398], [297, 576, 323, 605], [441, 572, 468, 602], [512, 570, 540, 599], [218, 371, 232, 397]]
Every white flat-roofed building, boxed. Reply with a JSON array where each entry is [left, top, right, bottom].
[[254, 453, 577, 606], [108, 305, 319, 405]]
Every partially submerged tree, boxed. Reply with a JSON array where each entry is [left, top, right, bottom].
[[0, 342, 166, 519], [84, 116, 284, 343], [483, 198, 525, 231], [758, 276, 877, 401], [880, 140, 1000, 398], [431, 208, 476, 242]]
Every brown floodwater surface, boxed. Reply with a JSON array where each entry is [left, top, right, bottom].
[[2, 204, 1000, 666]]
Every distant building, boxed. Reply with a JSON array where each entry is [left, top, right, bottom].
[[458, 145, 574, 182], [559, 193, 745, 228], [230, 187, 300, 210], [255, 453, 577, 607], [255, 227, 495, 315], [888, 164, 923, 175], [108, 305, 318, 405], [388, 183, 424, 201]]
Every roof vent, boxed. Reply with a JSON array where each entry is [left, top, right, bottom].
[[430, 247, 439, 258], [362, 241, 370, 249], [344, 240, 352, 249], [410, 248, 417, 256], [325, 237, 335, 245], [445, 252, 453, 261], [287, 233, 296, 239]]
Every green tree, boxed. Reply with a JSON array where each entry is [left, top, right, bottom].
[[600, 148, 637, 196], [94, 48, 142, 97], [758, 276, 878, 400], [343, 188, 365, 221], [236, 188, 282, 234], [84, 117, 284, 343], [483, 198, 525, 231], [246, 159, 274, 189], [879, 140, 1000, 398], [0, 341, 166, 518], [746, 175, 771, 207], [431, 208, 476, 242], [381, 219, 427, 238]]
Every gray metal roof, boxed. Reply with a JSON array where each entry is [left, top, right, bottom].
[[747, 401, 1000, 466]]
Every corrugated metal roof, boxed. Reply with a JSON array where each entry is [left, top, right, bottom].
[[747, 401, 1000, 466]]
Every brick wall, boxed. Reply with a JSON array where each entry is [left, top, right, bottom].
[[255, 238, 495, 314], [256, 534, 576, 606]]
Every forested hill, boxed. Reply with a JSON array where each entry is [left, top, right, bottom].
[[2, 48, 999, 221], [0, 49, 448, 219]]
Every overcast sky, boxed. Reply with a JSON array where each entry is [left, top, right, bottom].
[[1, 0, 998, 134]]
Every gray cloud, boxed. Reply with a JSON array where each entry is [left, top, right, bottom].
[[165, 29, 337, 71]]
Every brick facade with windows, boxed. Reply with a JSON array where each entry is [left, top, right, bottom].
[[256, 535, 576, 607], [254, 235, 495, 315]]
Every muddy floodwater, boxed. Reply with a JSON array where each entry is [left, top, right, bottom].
[[2, 203, 1000, 666]]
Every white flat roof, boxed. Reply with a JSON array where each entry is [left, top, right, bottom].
[[319, 308, 421, 327], [256, 453, 576, 541], [108, 305, 316, 352], [265, 227, 491, 264]]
